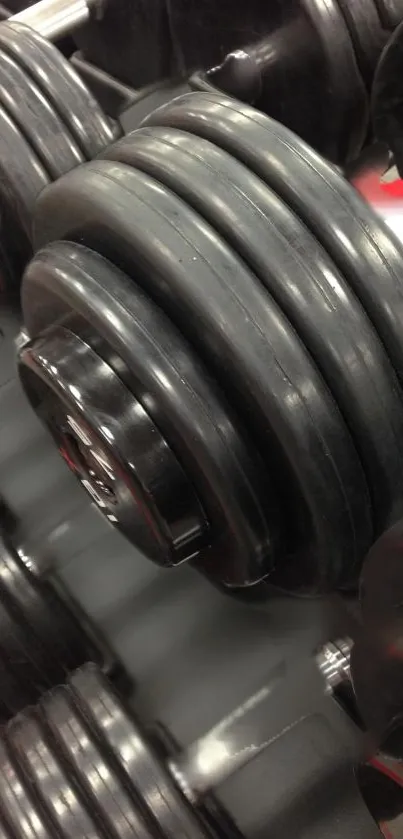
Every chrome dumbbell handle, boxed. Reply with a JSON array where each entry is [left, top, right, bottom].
[[10, 0, 99, 41], [169, 641, 355, 804]]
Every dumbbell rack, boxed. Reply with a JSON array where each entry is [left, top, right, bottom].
[[0, 2, 401, 837]]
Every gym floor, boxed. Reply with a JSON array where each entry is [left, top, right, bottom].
[[0, 302, 382, 838]]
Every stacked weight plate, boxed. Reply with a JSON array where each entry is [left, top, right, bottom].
[[0, 517, 121, 717], [0, 661, 380, 839], [0, 17, 117, 296], [18, 92, 403, 595]]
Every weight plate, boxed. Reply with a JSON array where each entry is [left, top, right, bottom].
[[372, 0, 403, 28], [300, 0, 368, 162], [21, 242, 276, 588], [144, 93, 403, 407], [6, 712, 105, 839], [31, 163, 372, 591], [0, 21, 117, 160], [21, 326, 210, 572], [0, 102, 48, 289], [0, 648, 34, 717], [0, 738, 53, 839], [0, 594, 52, 697], [0, 531, 100, 677], [40, 686, 153, 838], [335, 0, 385, 85], [103, 126, 403, 538], [360, 519, 403, 621], [351, 624, 403, 755], [372, 21, 403, 175], [0, 47, 83, 179], [70, 664, 208, 839]]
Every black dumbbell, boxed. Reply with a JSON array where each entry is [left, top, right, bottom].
[[371, 17, 403, 176], [17, 93, 403, 596], [187, 0, 403, 165], [0, 657, 376, 839], [0, 0, 119, 297], [0, 511, 124, 718]]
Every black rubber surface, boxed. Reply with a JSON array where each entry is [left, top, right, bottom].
[[31, 163, 373, 591], [103, 126, 403, 538], [70, 664, 207, 839], [372, 0, 403, 27], [301, 0, 368, 161], [41, 686, 154, 839], [0, 531, 102, 678], [0, 46, 83, 179], [0, 102, 49, 291], [372, 20, 403, 175], [0, 21, 117, 159], [144, 93, 403, 401], [21, 241, 277, 589], [336, 0, 385, 85]]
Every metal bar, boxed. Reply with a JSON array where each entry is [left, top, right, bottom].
[[10, 0, 95, 41], [169, 641, 355, 803]]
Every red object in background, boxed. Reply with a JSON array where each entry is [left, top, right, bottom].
[[353, 172, 403, 202]]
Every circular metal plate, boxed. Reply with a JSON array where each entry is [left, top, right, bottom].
[[102, 126, 403, 542], [69, 663, 208, 839], [0, 21, 117, 159], [143, 93, 403, 455], [0, 46, 83, 178], [20, 325, 209, 569], [21, 241, 276, 588], [31, 163, 372, 591]]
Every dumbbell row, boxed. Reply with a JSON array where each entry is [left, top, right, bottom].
[[16, 91, 403, 595]]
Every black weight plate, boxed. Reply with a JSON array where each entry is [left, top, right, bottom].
[[21, 242, 277, 588], [0, 738, 54, 839], [336, 0, 385, 85], [372, 0, 403, 28], [351, 624, 403, 753], [0, 595, 53, 697], [144, 93, 403, 403], [360, 519, 403, 621], [40, 687, 154, 839], [103, 127, 403, 538], [0, 648, 34, 717], [372, 21, 403, 175], [0, 21, 117, 160], [301, 0, 368, 162], [70, 664, 208, 839], [31, 164, 372, 591], [0, 47, 83, 179], [6, 712, 105, 839], [0, 102, 49, 289], [0, 532, 99, 677]]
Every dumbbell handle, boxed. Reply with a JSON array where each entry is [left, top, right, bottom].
[[11, 0, 98, 41], [169, 640, 354, 804]]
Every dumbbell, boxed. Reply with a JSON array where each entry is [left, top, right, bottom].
[[187, 0, 403, 166], [0, 0, 119, 296], [0, 511, 124, 718], [17, 91, 403, 597], [371, 18, 403, 177], [0, 653, 378, 839]]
